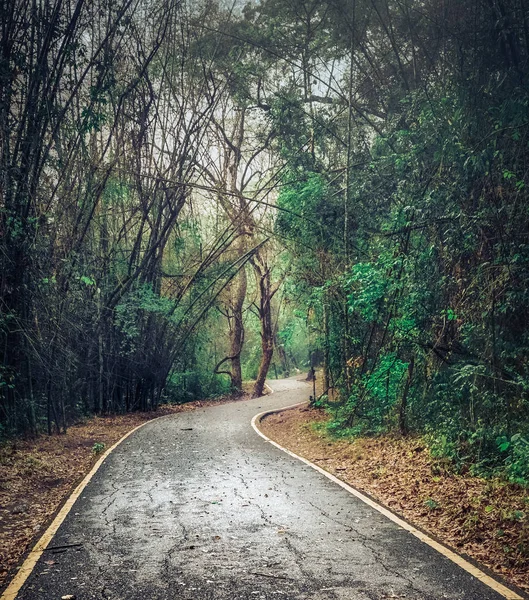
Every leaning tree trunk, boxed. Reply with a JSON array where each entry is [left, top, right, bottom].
[[229, 262, 247, 393], [252, 255, 276, 398]]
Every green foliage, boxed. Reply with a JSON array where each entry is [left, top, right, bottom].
[[346, 262, 388, 323], [3, 0, 529, 499], [92, 442, 106, 455], [114, 285, 174, 355], [325, 354, 409, 437], [312, 394, 328, 409], [79, 276, 96, 287], [364, 355, 409, 416], [497, 434, 529, 485], [424, 498, 440, 510], [276, 172, 330, 249], [319, 82, 529, 484], [165, 371, 230, 404]]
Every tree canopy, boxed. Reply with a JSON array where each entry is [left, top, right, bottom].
[[1, 0, 529, 483]]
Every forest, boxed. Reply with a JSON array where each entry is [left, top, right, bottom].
[[1, 0, 529, 485]]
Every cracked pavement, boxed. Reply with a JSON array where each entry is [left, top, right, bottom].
[[17, 377, 512, 599]]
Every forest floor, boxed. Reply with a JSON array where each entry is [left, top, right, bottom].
[[259, 405, 529, 594], [0, 386, 258, 590]]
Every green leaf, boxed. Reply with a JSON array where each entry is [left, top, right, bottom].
[[79, 275, 96, 286]]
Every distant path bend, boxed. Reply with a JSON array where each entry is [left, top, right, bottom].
[[12, 377, 521, 600]]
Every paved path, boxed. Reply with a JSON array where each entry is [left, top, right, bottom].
[[16, 378, 514, 599]]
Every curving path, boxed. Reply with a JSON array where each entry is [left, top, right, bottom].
[[12, 378, 519, 599]]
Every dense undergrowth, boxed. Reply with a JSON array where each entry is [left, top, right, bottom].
[[313, 395, 529, 487]]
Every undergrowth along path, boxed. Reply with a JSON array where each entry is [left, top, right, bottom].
[[258, 405, 529, 595]]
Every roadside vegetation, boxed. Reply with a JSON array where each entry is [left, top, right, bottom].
[[260, 406, 529, 593]]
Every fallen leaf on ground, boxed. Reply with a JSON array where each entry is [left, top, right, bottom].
[[259, 406, 529, 593]]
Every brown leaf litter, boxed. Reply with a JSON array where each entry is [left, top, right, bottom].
[[259, 405, 529, 594], [0, 389, 257, 591]]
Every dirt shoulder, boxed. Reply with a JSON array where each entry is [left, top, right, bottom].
[[258, 405, 529, 594], [0, 390, 256, 591]]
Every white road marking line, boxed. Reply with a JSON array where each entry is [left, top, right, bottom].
[[251, 403, 525, 600]]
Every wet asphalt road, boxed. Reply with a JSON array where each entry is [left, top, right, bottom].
[[16, 378, 513, 600]]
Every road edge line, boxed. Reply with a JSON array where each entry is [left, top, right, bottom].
[[1, 415, 168, 600], [251, 405, 525, 600]]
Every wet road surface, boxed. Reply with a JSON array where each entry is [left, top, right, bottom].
[[16, 378, 514, 599]]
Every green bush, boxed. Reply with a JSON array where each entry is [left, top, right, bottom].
[[497, 434, 529, 485]]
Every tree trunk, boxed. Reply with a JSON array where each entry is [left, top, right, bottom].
[[229, 260, 247, 393], [252, 255, 275, 398], [273, 332, 289, 376], [399, 357, 415, 436], [323, 301, 330, 391]]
